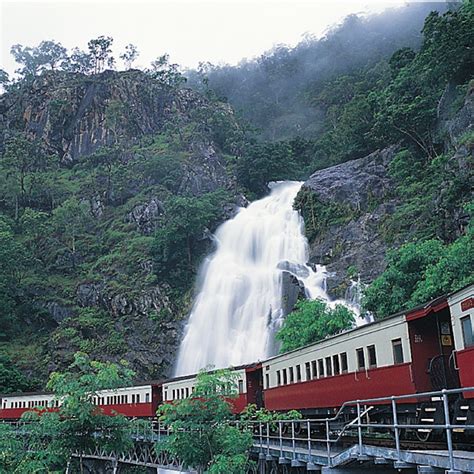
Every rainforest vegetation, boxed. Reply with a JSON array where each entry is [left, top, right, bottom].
[[0, 2, 472, 391]]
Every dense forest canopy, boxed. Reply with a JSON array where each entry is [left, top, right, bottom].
[[187, 2, 449, 141]]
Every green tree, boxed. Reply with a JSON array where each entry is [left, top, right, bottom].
[[158, 369, 253, 473], [364, 212, 474, 318], [120, 43, 139, 69], [0, 135, 53, 219], [66, 47, 94, 74], [52, 197, 92, 260], [10, 40, 67, 77], [0, 354, 31, 394], [88, 36, 115, 73], [23, 352, 134, 473], [0, 215, 30, 339], [276, 299, 354, 352], [149, 54, 186, 88], [151, 190, 229, 287]]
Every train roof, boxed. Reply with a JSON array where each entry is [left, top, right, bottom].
[[0, 390, 53, 398], [161, 362, 262, 384]]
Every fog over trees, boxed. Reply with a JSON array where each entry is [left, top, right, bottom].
[[187, 3, 449, 141]]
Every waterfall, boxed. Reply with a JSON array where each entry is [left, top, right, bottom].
[[174, 181, 353, 377]]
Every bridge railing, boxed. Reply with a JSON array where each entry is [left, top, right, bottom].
[[233, 386, 474, 470]]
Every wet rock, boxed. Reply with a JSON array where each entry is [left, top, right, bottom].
[[277, 260, 310, 279], [281, 270, 306, 315]]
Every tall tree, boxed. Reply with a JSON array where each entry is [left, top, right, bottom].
[[120, 43, 139, 69], [88, 36, 115, 74], [10, 40, 67, 77]]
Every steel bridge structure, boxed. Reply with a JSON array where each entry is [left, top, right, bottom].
[[9, 387, 474, 473]]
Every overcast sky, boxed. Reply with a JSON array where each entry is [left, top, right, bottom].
[[1, 0, 441, 76]]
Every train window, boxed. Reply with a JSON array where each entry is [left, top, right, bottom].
[[333, 355, 340, 375], [392, 339, 404, 364], [146, 392, 150, 403], [340, 353, 348, 373], [238, 379, 244, 393], [265, 373, 269, 388], [325, 357, 333, 377], [296, 365, 302, 382], [368, 345, 377, 368], [305, 362, 311, 380], [461, 316, 474, 348], [356, 348, 365, 370], [277, 371, 281, 386], [137, 393, 141, 403], [318, 359, 324, 378], [311, 360, 317, 379], [282, 369, 288, 385], [289, 367, 294, 383]]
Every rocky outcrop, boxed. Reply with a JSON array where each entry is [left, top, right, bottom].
[[126, 198, 164, 234], [53, 281, 181, 378], [299, 146, 400, 298], [178, 142, 233, 196]]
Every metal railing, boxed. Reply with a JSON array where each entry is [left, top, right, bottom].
[[236, 386, 474, 471], [3, 386, 474, 471]]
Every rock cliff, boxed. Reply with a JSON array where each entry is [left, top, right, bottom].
[[0, 69, 244, 381]]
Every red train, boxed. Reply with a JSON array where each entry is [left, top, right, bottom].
[[1, 284, 473, 438]]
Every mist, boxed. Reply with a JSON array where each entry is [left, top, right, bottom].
[[186, 2, 449, 141]]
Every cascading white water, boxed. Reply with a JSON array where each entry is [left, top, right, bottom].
[[174, 181, 354, 377]]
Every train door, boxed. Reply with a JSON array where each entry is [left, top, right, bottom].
[[407, 306, 459, 392], [246, 367, 263, 408]]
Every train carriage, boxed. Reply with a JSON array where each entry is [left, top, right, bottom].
[[161, 363, 263, 413], [1, 284, 473, 437], [0, 392, 57, 420], [262, 312, 416, 415]]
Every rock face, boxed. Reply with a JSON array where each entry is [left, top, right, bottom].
[[126, 198, 165, 235], [0, 69, 245, 381], [299, 146, 400, 298]]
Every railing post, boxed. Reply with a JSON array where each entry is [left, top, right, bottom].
[[266, 422, 270, 458], [279, 421, 283, 461], [307, 420, 312, 460], [326, 419, 331, 467], [291, 421, 296, 461], [442, 389, 455, 471], [391, 396, 401, 461], [259, 422, 263, 454], [357, 401, 363, 456]]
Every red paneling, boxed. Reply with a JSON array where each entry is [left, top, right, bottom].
[[264, 364, 416, 411], [0, 407, 57, 420], [457, 346, 474, 398], [406, 301, 448, 322], [228, 394, 247, 413], [99, 403, 155, 417], [461, 298, 474, 311]]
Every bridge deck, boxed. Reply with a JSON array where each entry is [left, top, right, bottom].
[[253, 441, 474, 472]]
